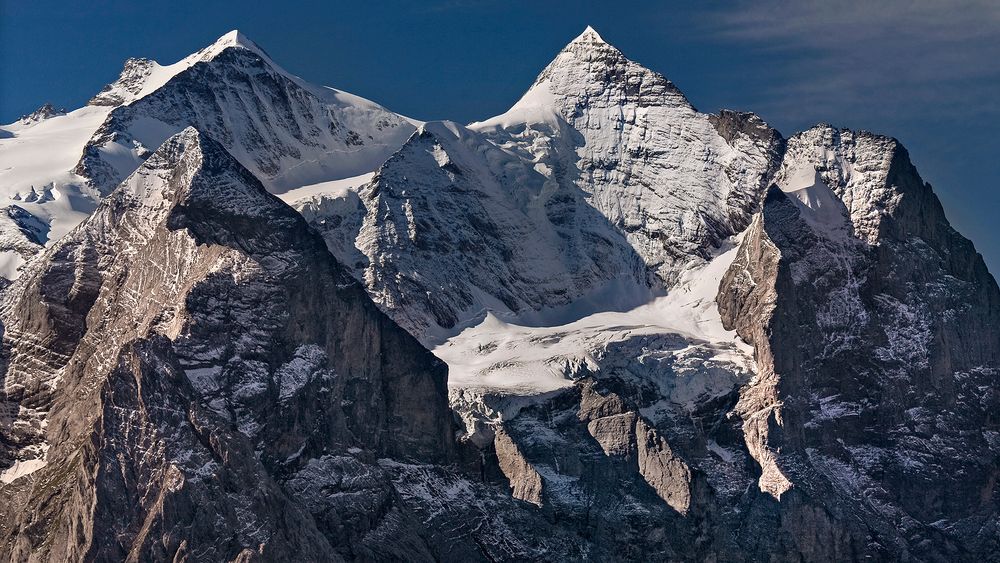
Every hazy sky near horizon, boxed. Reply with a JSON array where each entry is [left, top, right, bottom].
[[2, 0, 998, 273]]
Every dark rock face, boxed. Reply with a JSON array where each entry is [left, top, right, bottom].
[[0, 128, 453, 560], [717, 127, 1000, 560]]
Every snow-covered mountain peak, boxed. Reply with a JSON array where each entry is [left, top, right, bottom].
[[568, 25, 611, 48], [468, 30, 781, 288], [88, 30, 276, 108], [474, 25, 689, 132], [198, 29, 264, 59], [539, 25, 688, 108], [76, 31, 417, 196], [559, 24, 621, 62]]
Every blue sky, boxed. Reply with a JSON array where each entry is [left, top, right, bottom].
[[3, 0, 998, 273]]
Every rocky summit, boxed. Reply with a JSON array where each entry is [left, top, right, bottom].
[[0, 26, 997, 562]]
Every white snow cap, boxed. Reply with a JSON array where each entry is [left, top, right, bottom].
[[574, 25, 608, 44], [197, 29, 268, 61], [215, 29, 256, 48], [556, 25, 625, 61]]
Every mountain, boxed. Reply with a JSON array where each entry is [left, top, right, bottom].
[[76, 31, 417, 195], [0, 25, 998, 562], [0, 128, 453, 560], [0, 30, 416, 281], [470, 27, 784, 284], [304, 26, 999, 561], [299, 120, 651, 341], [718, 125, 1000, 555], [300, 27, 782, 340]]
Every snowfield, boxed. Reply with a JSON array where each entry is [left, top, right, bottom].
[[438, 238, 756, 440]]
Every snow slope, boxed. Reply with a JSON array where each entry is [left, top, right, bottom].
[[777, 160, 853, 239], [441, 237, 755, 441], [277, 172, 375, 204], [0, 106, 110, 277]]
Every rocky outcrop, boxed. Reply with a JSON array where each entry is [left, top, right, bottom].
[[635, 418, 693, 514], [88, 57, 156, 106], [717, 201, 793, 498], [493, 429, 543, 506], [14, 103, 66, 126], [578, 382, 694, 514]]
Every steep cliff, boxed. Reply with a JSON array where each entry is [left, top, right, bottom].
[[0, 128, 452, 560], [718, 126, 1000, 559]]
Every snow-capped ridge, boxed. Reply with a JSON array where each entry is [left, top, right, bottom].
[[807, 121, 888, 138], [87, 28, 410, 118], [416, 120, 468, 140], [191, 30, 411, 117], [13, 103, 67, 127], [89, 30, 278, 108], [77, 30, 418, 197], [305, 113, 655, 342]]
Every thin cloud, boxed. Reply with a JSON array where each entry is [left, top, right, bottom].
[[704, 0, 1000, 125]]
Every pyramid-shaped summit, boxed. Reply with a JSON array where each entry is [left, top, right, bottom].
[[470, 26, 775, 286], [116, 127, 285, 224], [192, 29, 274, 65], [570, 25, 611, 45]]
